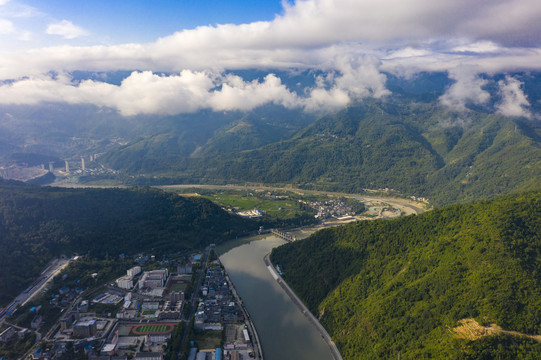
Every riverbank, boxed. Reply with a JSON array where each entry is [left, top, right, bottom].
[[264, 253, 343, 360], [219, 236, 334, 360], [223, 268, 264, 360]]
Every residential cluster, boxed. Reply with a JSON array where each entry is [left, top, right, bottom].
[[299, 199, 356, 219], [10, 252, 203, 360], [2, 248, 262, 360], [193, 265, 256, 360]]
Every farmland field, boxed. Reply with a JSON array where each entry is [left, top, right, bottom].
[[201, 193, 313, 220]]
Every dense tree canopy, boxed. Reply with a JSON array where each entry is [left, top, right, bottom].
[[272, 191, 541, 358], [0, 179, 255, 306]]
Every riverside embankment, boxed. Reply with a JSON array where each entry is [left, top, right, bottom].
[[217, 236, 335, 360], [264, 253, 343, 360]]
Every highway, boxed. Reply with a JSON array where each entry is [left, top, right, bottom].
[[0, 257, 76, 324], [264, 253, 343, 360]]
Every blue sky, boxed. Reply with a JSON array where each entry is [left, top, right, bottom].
[[1, 0, 285, 48], [0, 0, 540, 118]]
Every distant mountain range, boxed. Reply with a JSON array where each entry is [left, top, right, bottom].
[[271, 191, 541, 359], [1, 70, 540, 206]]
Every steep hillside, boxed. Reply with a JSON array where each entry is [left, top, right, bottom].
[[99, 98, 541, 207], [0, 180, 255, 306], [271, 191, 541, 358], [101, 106, 315, 173]]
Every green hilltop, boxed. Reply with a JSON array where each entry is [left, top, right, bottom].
[[271, 191, 541, 359], [0, 179, 255, 306]]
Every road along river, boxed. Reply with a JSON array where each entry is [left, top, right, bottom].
[[217, 235, 336, 360]]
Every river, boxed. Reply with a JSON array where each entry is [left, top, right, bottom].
[[217, 235, 335, 360]]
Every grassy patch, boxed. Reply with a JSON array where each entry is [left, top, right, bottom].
[[133, 324, 173, 334], [193, 329, 223, 350], [202, 193, 310, 220], [170, 282, 188, 292]]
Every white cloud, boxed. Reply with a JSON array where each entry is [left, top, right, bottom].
[[439, 67, 490, 111], [0, 18, 14, 34], [0, 71, 302, 116], [0, 0, 540, 79], [208, 74, 300, 111], [46, 20, 89, 39], [496, 76, 531, 118], [0, 0, 541, 115], [0, 0, 10, 6], [451, 41, 501, 53], [384, 47, 432, 60], [304, 87, 350, 112], [334, 57, 390, 99], [0, 56, 392, 116], [304, 57, 389, 111]]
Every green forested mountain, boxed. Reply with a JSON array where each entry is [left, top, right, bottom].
[[0, 179, 255, 306], [271, 191, 541, 359], [99, 100, 541, 207], [100, 105, 315, 174], [2, 71, 539, 208]]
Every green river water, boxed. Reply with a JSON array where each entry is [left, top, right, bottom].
[[217, 235, 334, 360]]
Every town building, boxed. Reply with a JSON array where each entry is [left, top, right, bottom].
[[134, 352, 163, 360], [73, 319, 97, 338], [169, 291, 184, 303], [60, 312, 80, 330], [127, 266, 141, 278], [116, 275, 133, 290], [139, 269, 168, 289], [177, 264, 192, 274], [0, 326, 16, 343], [31, 315, 43, 330], [142, 301, 160, 311]]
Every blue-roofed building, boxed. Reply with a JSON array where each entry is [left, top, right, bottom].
[[215, 348, 222, 360]]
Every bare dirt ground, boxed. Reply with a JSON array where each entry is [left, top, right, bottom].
[[451, 318, 541, 342]]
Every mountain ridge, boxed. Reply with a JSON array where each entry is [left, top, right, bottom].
[[271, 190, 541, 358]]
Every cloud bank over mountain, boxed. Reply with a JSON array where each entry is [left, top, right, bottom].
[[0, 0, 540, 116]]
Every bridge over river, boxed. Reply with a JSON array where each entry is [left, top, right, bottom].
[[270, 229, 296, 242]]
